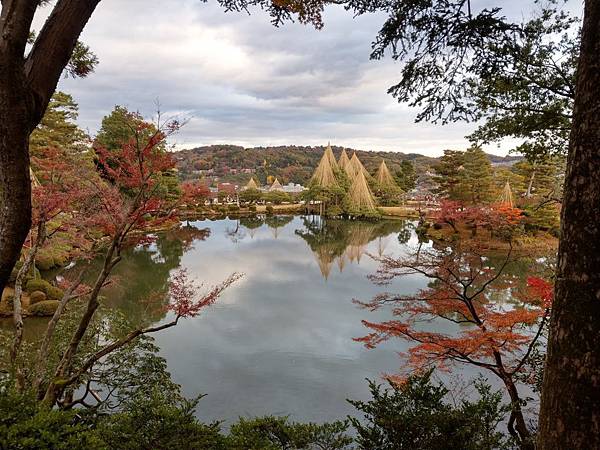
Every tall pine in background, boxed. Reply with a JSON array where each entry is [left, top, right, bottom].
[[460, 147, 493, 204]]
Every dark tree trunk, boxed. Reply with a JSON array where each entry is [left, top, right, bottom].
[[0, 0, 100, 294], [0, 54, 34, 295], [537, 0, 600, 448]]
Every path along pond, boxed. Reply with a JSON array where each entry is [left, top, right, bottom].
[[20, 215, 542, 425]]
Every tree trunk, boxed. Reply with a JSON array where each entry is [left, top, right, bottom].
[[537, 1, 600, 448], [0, 61, 34, 295]]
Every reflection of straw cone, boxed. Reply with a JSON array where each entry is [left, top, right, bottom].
[[315, 249, 334, 280], [248, 228, 257, 239], [337, 254, 346, 272], [377, 236, 390, 257]]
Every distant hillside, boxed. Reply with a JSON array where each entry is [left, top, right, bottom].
[[173, 144, 521, 186]]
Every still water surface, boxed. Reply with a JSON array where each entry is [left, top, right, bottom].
[[16, 216, 526, 424], [103, 215, 430, 424]]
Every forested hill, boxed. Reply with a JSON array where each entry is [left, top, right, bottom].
[[173, 144, 521, 185]]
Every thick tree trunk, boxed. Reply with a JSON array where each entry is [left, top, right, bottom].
[[0, 61, 33, 295], [537, 1, 600, 448]]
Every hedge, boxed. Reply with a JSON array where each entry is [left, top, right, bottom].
[[28, 300, 60, 316]]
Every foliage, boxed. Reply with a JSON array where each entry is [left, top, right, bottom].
[[240, 188, 262, 204], [460, 147, 494, 204], [28, 291, 47, 305], [0, 386, 103, 450], [348, 371, 511, 450], [29, 92, 88, 158], [25, 279, 52, 295], [227, 416, 352, 450], [394, 160, 417, 192], [28, 300, 60, 316], [355, 236, 550, 445]]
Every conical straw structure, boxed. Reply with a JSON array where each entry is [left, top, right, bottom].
[[375, 159, 396, 188], [499, 180, 514, 208], [245, 177, 259, 190], [347, 169, 376, 212], [311, 148, 339, 188], [338, 149, 350, 171]]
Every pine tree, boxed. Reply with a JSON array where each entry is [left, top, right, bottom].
[[29, 92, 87, 157], [432, 150, 464, 199], [460, 147, 494, 204]]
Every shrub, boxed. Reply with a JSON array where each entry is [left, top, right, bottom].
[[266, 205, 274, 215], [227, 416, 352, 450], [1, 295, 15, 312], [25, 279, 52, 294], [348, 371, 511, 450], [228, 204, 240, 212], [248, 205, 257, 212], [46, 286, 65, 301], [29, 291, 47, 305], [28, 300, 60, 316]]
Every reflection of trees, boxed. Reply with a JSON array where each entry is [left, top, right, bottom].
[[65, 223, 210, 327], [265, 215, 294, 238], [239, 216, 265, 239], [295, 216, 412, 279]]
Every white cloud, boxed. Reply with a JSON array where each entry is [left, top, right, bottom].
[[40, 0, 580, 156]]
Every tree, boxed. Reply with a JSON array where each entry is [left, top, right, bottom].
[[432, 150, 464, 200], [361, 3, 600, 442], [29, 91, 88, 157], [0, 0, 328, 296], [394, 160, 417, 192], [355, 239, 551, 448], [348, 371, 511, 450], [460, 147, 494, 205], [6, 118, 241, 410]]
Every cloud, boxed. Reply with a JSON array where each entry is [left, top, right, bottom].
[[43, 0, 579, 156]]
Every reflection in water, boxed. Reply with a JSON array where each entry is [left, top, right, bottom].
[[8, 216, 544, 426], [295, 216, 412, 279]]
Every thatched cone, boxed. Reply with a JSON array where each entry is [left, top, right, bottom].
[[375, 160, 396, 189], [348, 152, 370, 180], [499, 180, 514, 208], [245, 177, 259, 190], [324, 143, 339, 170], [347, 169, 377, 213], [269, 177, 283, 191], [311, 148, 339, 188], [338, 149, 350, 171]]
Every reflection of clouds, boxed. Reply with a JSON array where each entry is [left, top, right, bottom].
[[147, 217, 429, 423]]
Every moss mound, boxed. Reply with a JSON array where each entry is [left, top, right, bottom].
[[46, 285, 65, 301], [25, 279, 52, 295], [29, 291, 47, 305], [28, 300, 59, 316]]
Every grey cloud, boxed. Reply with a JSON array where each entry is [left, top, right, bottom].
[[52, 0, 581, 155]]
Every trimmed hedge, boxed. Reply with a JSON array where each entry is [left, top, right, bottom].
[[46, 286, 65, 301], [29, 291, 47, 305], [25, 279, 52, 295], [28, 300, 60, 316]]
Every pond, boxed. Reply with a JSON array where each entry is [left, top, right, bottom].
[[10, 215, 539, 425]]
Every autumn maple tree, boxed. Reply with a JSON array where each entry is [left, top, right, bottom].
[[355, 239, 552, 449], [5, 117, 241, 409]]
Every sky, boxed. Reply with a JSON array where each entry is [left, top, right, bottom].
[[37, 0, 582, 156]]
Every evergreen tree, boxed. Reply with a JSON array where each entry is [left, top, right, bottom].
[[29, 92, 87, 157], [432, 150, 464, 200], [395, 160, 417, 192], [460, 147, 494, 204]]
